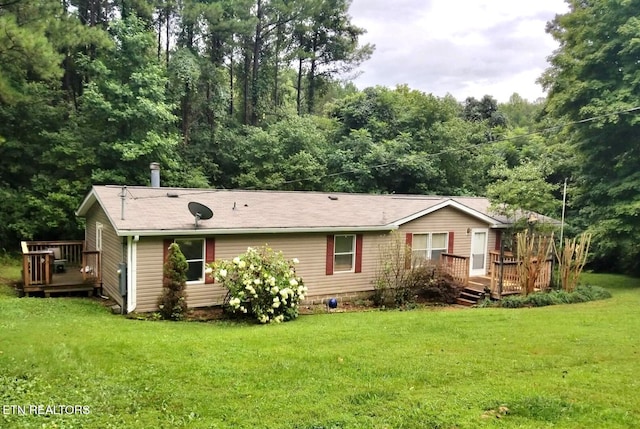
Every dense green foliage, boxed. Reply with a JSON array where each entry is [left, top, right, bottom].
[[213, 246, 306, 323], [541, 0, 640, 273], [2, 0, 639, 275], [498, 285, 612, 308], [1, 265, 640, 428]]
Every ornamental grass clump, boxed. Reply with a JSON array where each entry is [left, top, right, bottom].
[[210, 246, 306, 324]]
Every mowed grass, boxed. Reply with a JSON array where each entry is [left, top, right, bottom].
[[0, 266, 639, 428]]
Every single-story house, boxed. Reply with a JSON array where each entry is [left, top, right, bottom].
[[74, 181, 535, 313]]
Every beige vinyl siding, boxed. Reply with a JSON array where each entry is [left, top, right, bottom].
[[134, 238, 163, 312], [399, 206, 499, 269], [131, 206, 500, 311], [135, 232, 389, 311], [215, 232, 389, 299], [84, 203, 123, 305], [134, 237, 227, 313]]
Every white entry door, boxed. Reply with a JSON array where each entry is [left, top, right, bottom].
[[470, 229, 488, 276]]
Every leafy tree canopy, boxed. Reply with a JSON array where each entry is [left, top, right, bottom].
[[541, 0, 640, 273]]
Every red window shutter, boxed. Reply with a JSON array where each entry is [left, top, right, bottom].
[[405, 233, 413, 269], [205, 238, 215, 284], [326, 235, 334, 275], [448, 231, 454, 253], [495, 230, 502, 251], [163, 239, 172, 263], [355, 234, 363, 273], [405, 233, 413, 248]]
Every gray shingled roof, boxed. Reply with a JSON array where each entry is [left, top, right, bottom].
[[76, 185, 522, 236]]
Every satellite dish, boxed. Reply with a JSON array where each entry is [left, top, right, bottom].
[[188, 202, 213, 228]]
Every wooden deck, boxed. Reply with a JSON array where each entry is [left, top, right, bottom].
[[22, 265, 98, 297], [442, 250, 553, 303], [467, 275, 523, 299], [20, 241, 102, 298], [467, 276, 491, 292]]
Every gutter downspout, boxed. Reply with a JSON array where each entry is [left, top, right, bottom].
[[126, 236, 137, 313]]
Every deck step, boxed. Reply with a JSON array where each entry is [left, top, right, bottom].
[[456, 297, 477, 306], [456, 287, 486, 306]]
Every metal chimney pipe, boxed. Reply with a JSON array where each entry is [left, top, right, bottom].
[[150, 162, 160, 188]]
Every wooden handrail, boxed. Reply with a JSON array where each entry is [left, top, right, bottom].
[[24, 240, 84, 246], [22, 251, 53, 287], [487, 250, 516, 275], [22, 240, 85, 266], [81, 251, 102, 283], [440, 253, 469, 286], [490, 258, 553, 297]]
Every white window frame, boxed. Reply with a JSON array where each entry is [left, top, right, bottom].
[[174, 238, 205, 284], [333, 234, 356, 273], [411, 232, 448, 266], [96, 222, 103, 251]]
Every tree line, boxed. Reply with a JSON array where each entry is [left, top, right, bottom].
[[1, 0, 639, 275]]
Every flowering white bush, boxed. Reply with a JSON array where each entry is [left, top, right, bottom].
[[209, 246, 307, 324]]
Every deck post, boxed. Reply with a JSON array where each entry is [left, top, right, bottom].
[[22, 254, 31, 288], [498, 239, 504, 299]]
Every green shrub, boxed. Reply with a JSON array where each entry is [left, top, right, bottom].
[[523, 292, 557, 307], [211, 246, 306, 324], [158, 243, 189, 321], [576, 284, 612, 300], [476, 297, 495, 308], [499, 295, 524, 308], [498, 284, 611, 308], [410, 264, 462, 304], [373, 262, 462, 308]]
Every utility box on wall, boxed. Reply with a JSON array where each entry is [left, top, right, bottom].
[[118, 263, 127, 296]]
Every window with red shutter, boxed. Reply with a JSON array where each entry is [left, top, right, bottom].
[[173, 238, 206, 283], [326, 234, 363, 274]]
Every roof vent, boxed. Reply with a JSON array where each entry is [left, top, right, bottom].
[[166, 192, 179, 198], [328, 196, 339, 201]]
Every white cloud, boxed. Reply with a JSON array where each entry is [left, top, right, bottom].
[[348, 0, 568, 102]]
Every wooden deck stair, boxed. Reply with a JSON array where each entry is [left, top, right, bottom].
[[456, 276, 491, 306]]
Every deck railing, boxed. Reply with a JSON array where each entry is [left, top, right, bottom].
[[487, 250, 517, 276], [21, 240, 101, 289], [82, 251, 101, 283], [22, 251, 53, 286], [489, 258, 553, 297], [23, 240, 85, 266], [440, 253, 469, 286]]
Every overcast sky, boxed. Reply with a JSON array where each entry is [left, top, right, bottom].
[[347, 0, 569, 102]]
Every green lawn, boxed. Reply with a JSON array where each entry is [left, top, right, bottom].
[[1, 266, 639, 428]]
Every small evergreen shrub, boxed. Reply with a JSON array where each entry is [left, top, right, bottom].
[[158, 242, 189, 321], [211, 246, 306, 324]]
